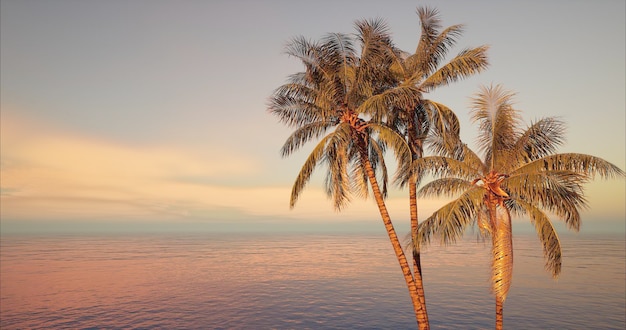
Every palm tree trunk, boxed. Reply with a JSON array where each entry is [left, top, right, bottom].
[[410, 175, 429, 325], [495, 296, 504, 330], [408, 132, 429, 325], [493, 217, 513, 330], [487, 195, 512, 330], [487, 198, 504, 330], [363, 155, 428, 330]]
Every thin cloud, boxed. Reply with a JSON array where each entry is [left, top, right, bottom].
[[0, 112, 266, 221]]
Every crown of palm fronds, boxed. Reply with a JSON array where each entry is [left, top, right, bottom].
[[269, 18, 413, 211], [414, 84, 625, 281], [381, 7, 489, 190]]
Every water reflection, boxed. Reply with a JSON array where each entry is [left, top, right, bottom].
[[1, 233, 624, 329]]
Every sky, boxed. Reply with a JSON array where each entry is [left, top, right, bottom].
[[1, 0, 624, 234]]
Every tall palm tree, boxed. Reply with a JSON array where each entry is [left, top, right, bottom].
[[268, 19, 429, 328], [412, 84, 624, 330], [385, 7, 489, 322]]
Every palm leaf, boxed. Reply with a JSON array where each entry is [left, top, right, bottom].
[[423, 100, 462, 157], [510, 199, 562, 277], [321, 32, 356, 99], [413, 23, 465, 77], [289, 134, 332, 208], [426, 100, 460, 138], [284, 36, 331, 81], [407, 155, 480, 187], [457, 144, 487, 174], [357, 83, 420, 120], [323, 124, 353, 210], [351, 18, 396, 106], [418, 178, 474, 198], [407, 6, 462, 77], [505, 170, 588, 231], [369, 136, 389, 198], [511, 117, 566, 166], [469, 84, 520, 168], [388, 48, 410, 81], [348, 133, 389, 200], [280, 121, 335, 157], [368, 122, 412, 178], [419, 46, 490, 92], [514, 153, 626, 179], [416, 186, 485, 246], [355, 18, 393, 68], [268, 85, 324, 128]]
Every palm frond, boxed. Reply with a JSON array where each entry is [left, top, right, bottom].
[[413, 23, 465, 78], [505, 170, 588, 231], [388, 47, 410, 81], [426, 100, 460, 137], [349, 158, 369, 199], [412, 102, 431, 139], [458, 144, 487, 173], [280, 121, 335, 157], [289, 134, 333, 209], [323, 124, 353, 210], [347, 130, 389, 200], [418, 178, 474, 198], [423, 100, 462, 157], [419, 46, 490, 92], [284, 35, 319, 64], [321, 32, 356, 99], [416, 6, 443, 45], [405, 155, 481, 187], [510, 199, 562, 277], [351, 18, 396, 105], [469, 84, 520, 167], [416, 186, 485, 246], [368, 122, 412, 179], [366, 136, 389, 198], [284, 36, 330, 81], [407, 6, 445, 76], [514, 153, 626, 179], [355, 17, 393, 66], [511, 117, 567, 166], [357, 83, 420, 120], [269, 83, 326, 128]]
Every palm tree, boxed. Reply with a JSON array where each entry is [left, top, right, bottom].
[[412, 84, 624, 330], [385, 7, 489, 322], [268, 19, 429, 328]]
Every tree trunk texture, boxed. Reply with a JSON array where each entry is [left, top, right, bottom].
[[495, 296, 504, 330], [487, 194, 512, 330], [407, 119, 430, 327], [363, 156, 429, 330], [410, 176, 429, 326]]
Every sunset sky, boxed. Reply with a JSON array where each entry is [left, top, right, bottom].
[[1, 0, 624, 234]]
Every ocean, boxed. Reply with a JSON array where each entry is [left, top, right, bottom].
[[1, 232, 624, 329]]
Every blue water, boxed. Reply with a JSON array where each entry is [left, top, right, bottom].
[[1, 233, 624, 329]]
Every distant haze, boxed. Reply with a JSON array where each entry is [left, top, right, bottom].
[[1, 0, 624, 234]]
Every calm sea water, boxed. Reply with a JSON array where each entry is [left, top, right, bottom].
[[1, 232, 624, 329]]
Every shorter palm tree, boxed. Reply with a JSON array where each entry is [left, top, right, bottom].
[[412, 84, 624, 330]]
